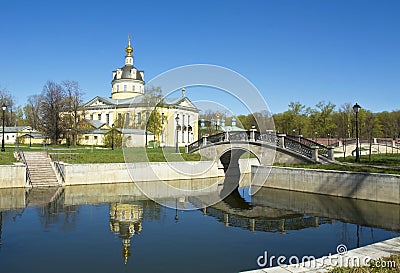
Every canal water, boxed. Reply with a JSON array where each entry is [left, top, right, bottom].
[[0, 175, 399, 273]]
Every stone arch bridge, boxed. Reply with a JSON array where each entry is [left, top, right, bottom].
[[188, 131, 335, 174]]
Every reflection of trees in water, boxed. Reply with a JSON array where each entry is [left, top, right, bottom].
[[36, 205, 79, 231], [34, 191, 79, 231], [140, 200, 163, 222]]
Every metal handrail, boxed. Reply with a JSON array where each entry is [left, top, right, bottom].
[[16, 149, 32, 186], [283, 137, 313, 158], [53, 160, 65, 184], [286, 134, 329, 159]]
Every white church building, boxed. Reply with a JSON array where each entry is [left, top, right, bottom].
[[80, 37, 199, 147]]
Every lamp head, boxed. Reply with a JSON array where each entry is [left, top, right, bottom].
[[1, 103, 6, 111], [353, 103, 361, 113]]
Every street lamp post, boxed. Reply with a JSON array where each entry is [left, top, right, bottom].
[[67, 128, 71, 148], [328, 133, 331, 146], [175, 115, 180, 153], [1, 103, 6, 152], [174, 198, 179, 222], [111, 123, 115, 150], [145, 116, 148, 146], [353, 103, 361, 163], [29, 128, 32, 147]]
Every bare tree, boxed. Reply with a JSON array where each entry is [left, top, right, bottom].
[[38, 81, 67, 144], [24, 95, 42, 129], [62, 80, 85, 145], [0, 86, 16, 126], [333, 103, 353, 158]]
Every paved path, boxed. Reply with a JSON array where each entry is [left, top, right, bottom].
[[241, 237, 400, 273]]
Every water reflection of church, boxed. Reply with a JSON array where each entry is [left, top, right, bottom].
[[109, 203, 143, 265]]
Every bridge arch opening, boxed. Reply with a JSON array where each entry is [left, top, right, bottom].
[[219, 147, 261, 174], [218, 147, 261, 199]]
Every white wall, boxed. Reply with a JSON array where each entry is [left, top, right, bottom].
[[252, 165, 400, 204], [0, 164, 27, 188]]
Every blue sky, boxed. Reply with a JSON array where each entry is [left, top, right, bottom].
[[0, 0, 399, 114]]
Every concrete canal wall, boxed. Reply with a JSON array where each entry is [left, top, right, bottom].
[[0, 158, 258, 188], [0, 164, 26, 188], [60, 158, 258, 186], [252, 165, 400, 204]]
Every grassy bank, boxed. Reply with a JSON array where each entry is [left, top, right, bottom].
[[337, 153, 400, 167], [46, 146, 203, 164], [0, 151, 17, 165], [274, 163, 400, 175], [2, 145, 203, 164], [274, 153, 400, 175]]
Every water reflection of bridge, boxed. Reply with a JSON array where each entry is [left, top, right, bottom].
[[203, 206, 332, 233]]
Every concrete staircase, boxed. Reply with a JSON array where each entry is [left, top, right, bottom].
[[23, 152, 60, 187]]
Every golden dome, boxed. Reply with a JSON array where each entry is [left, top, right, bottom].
[[125, 34, 134, 56]]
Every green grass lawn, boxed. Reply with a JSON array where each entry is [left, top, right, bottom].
[[0, 150, 18, 165], [1, 144, 204, 164], [274, 163, 400, 175], [337, 153, 400, 167], [274, 152, 400, 175], [47, 146, 203, 164]]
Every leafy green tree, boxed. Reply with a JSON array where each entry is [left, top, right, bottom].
[[141, 86, 164, 140], [103, 129, 122, 148], [288, 101, 306, 134], [360, 110, 381, 161], [237, 114, 256, 130], [307, 101, 336, 137], [273, 111, 293, 134], [147, 110, 162, 141]]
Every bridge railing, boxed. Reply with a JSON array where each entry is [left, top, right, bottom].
[[188, 131, 330, 161], [206, 132, 226, 144], [187, 132, 226, 153], [257, 131, 279, 146], [283, 137, 313, 158], [286, 134, 329, 159], [227, 131, 250, 141], [188, 131, 256, 153]]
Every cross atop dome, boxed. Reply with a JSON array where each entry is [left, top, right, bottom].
[[125, 34, 133, 57], [125, 34, 134, 66]]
